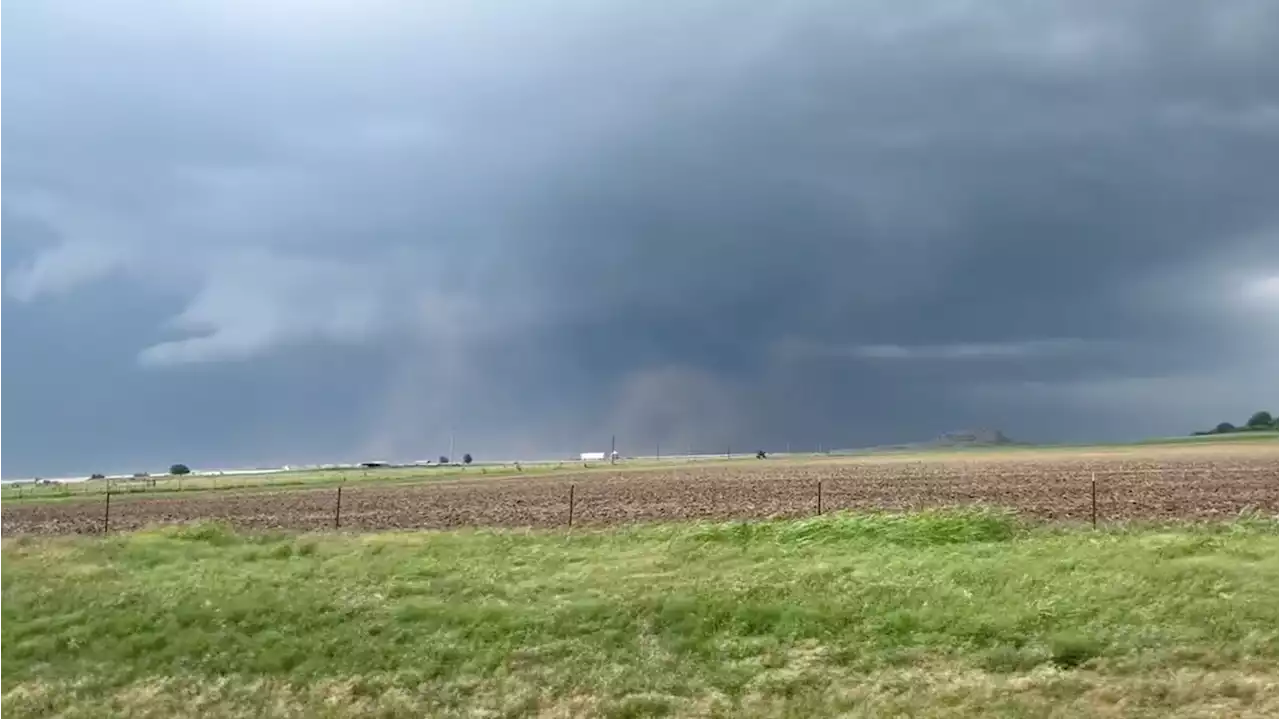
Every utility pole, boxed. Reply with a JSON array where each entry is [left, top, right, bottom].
[[449, 427, 455, 464], [610, 434, 617, 464]]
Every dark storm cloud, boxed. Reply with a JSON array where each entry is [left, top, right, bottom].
[[3, 0, 1276, 475]]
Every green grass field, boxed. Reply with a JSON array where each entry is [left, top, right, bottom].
[[1128, 431, 1280, 445], [837, 431, 1280, 454], [0, 457, 756, 504], [0, 464, 539, 502], [3, 511, 1276, 718], [0, 463, 620, 503]]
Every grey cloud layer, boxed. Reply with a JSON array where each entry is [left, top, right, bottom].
[[3, 0, 1276, 475]]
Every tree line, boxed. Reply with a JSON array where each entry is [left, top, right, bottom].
[[1192, 410, 1278, 436]]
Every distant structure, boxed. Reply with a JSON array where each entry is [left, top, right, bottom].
[[580, 452, 605, 462], [934, 429, 1014, 447], [360, 461, 391, 468]]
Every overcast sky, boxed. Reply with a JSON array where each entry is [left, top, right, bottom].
[[3, 0, 1277, 477]]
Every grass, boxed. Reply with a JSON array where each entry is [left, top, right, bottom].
[[0, 457, 768, 504], [0, 462, 648, 503], [1130, 431, 1280, 445], [0, 465, 542, 503], [3, 510, 1276, 718]]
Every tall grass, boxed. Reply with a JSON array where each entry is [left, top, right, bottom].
[[3, 510, 1276, 718]]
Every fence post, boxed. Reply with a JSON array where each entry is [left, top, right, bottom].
[[334, 487, 343, 529], [817, 480, 823, 515], [103, 491, 112, 533], [1090, 472, 1097, 529], [568, 484, 576, 528]]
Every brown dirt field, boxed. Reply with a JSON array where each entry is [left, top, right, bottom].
[[4, 444, 1276, 536]]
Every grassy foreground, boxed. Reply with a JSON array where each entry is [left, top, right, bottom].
[[2, 512, 1277, 718]]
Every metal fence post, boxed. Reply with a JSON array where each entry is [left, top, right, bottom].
[[334, 487, 343, 529], [817, 480, 823, 515], [103, 491, 112, 533]]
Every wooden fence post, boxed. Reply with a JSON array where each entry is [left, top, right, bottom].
[[103, 491, 112, 533], [568, 484, 576, 528], [817, 480, 823, 515], [1090, 472, 1097, 529], [334, 487, 343, 529]]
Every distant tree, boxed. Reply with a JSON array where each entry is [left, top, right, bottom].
[[756, 450, 768, 459], [169, 464, 191, 476], [89, 473, 105, 480], [439, 455, 450, 465], [462, 453, 473, 465], [1246, 411, 1274, 429], [1214, 422, 1236, 434]]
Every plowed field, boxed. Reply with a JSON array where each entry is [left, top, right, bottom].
[[4, 444, 1276, 535]]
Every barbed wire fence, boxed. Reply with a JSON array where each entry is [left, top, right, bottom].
[[2, 463, 1276, 536]]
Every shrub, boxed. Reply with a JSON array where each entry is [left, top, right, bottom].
[[1049, 633, 1103, 668]]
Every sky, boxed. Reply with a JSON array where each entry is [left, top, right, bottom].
[[3, 0, 1277, 477]]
